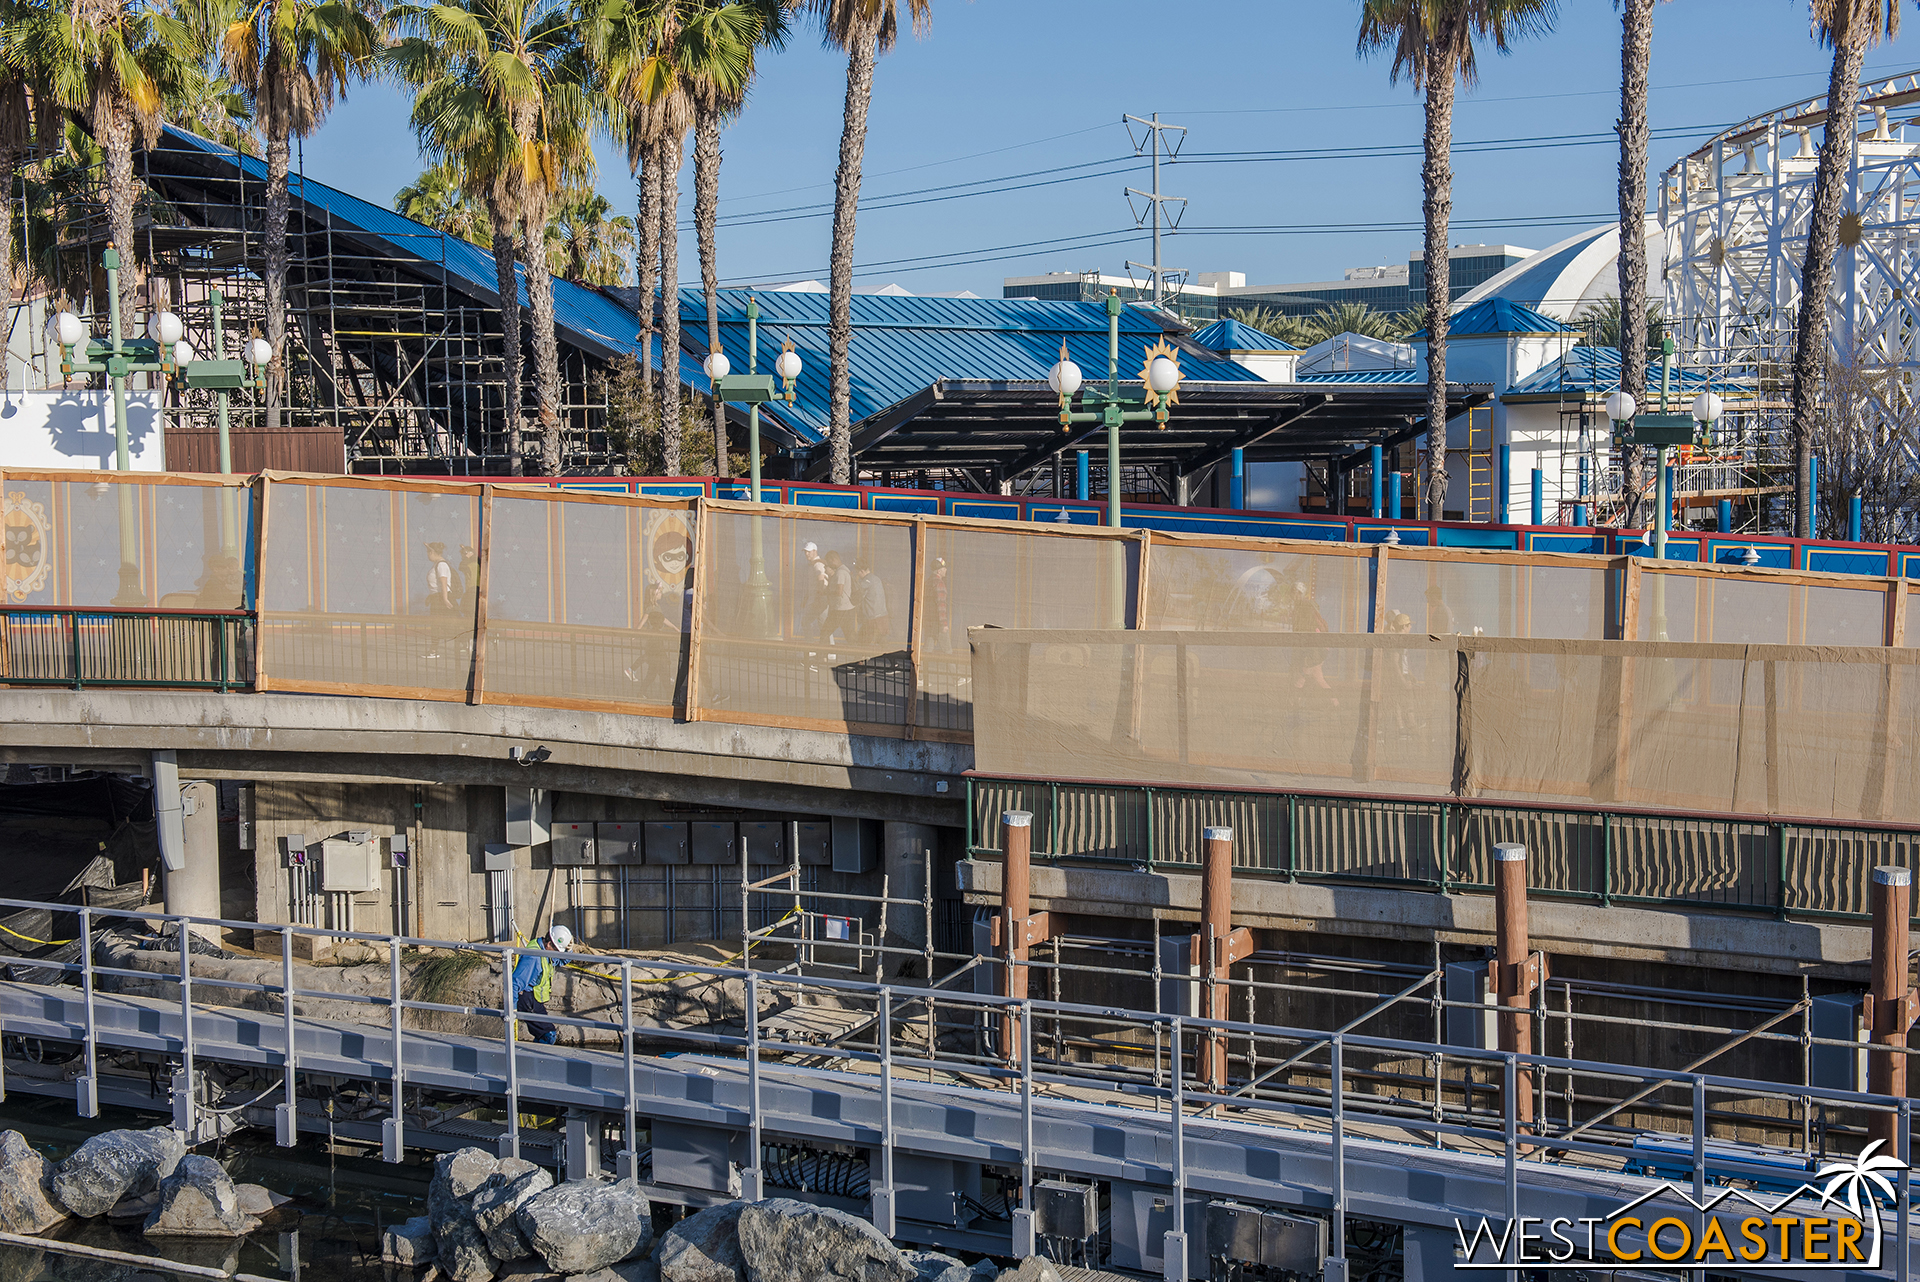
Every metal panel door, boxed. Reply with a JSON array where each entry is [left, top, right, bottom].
[[739, 821, 786, 865], [596, 822, 643, 865], [691, 821, 737, 866], [643, 822, 690, 865], [550, 822, 595, 867]]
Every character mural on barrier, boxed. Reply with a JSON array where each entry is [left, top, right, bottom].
[[3, 490, 50, 602]]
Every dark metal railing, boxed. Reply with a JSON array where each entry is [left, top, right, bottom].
[[966, 772, 1920, 925], [0, 608, 253, 692]]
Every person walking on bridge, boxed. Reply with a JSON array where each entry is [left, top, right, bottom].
[[511, 924, 572, 1045]]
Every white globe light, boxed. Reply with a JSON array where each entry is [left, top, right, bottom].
[[775, 349, 803, 380], [703, 351, 730, 380], [54, 311, 87, 348], [1691, 390, 1724, 423], [1047, 358, 1083, 396], [173, 340, 195, 366], [246, 337, 274, 367], [1604, 390, 1637, 422], [1147, 356, 1181, 395], [149, 311, 184, 346]]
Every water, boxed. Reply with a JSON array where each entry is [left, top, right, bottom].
[[0, 1093, 435, 1280]]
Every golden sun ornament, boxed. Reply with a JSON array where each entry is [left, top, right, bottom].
[[1137, 338, 1182, 422]]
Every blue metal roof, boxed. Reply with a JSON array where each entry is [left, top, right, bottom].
[[1297, 369, 1424, 384], [682, 290, 1263, 445], [1410, 297, 1575, 340], [1503, 345, 1733, 397], [155, 127, 710, 391], [1190, 317, 1296, 352]]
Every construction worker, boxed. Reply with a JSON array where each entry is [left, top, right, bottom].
[[511, 924, 572, 1045]]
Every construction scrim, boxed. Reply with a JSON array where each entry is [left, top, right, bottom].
[[969, 628, 1920, 826]]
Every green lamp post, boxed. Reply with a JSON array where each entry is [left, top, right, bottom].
[[50, 245, 266, 601], [707, 294, 803, 637], [1048, 291, 1182, 528]]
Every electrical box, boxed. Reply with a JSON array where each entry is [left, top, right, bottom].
[[691, 821, 737, 866], [644, 822, 689, 865], [650, 1120, 748, 1194], [551, 822, 596, 867], [505, 786, 550, 848], [794, 821, 833, 867], [482, 844, 514, 873], [1033, 1180, 1098, 1242], [285, 833, 307, 867], [596, 822, 643, 865], [1109, 1182, 1204, 1274], [889, 1154, 981, 1228], [1159, 934, 1198, 1017], [388, 834, 409, 868], [740, 821, 786, 865], [1205, 1202, 1326, 1274], [831, 816, 879, 874], [319, 838, 381, 894], [1444, 960, 1495, 1050], [1810, 992, 1865, 1091]]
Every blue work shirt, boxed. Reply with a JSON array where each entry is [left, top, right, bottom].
[[511, 950, 550, 1000]]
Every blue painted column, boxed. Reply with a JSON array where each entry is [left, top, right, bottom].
[[1369, 444, 1383, 518], [1497, 444, 1510, 523], [1389, 471, 1402, 521], [1718, 499, 1733, 533], [1661, 462, 1674, 542], [1230, 448, 1244, 510], [1809, 455, 1820, 537], [1850, 495, 1863, 543], [1076, 450, 1090, 502], [1530, 468, 1543, 526], [1573, 503, 1589, 527]]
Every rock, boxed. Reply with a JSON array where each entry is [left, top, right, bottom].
[[0, 1244, 42, 1282], [656, 1200, 747, 1282], [735, 1199, 914, 1282], [52, 1127, 187, 1219], [105, 1189, 160, 1224], [567, 1262, 657, 1282], [0, 1131, 65, 1233], [234, 1183, 291, 1219], [496, 1263, 563, 1282], [994, 1261, 1061, 1282], [142, 1154, 259, 1237], [904, 1252, 968, 1282], [516, 1180, 652, 1276], [967, 1262, 996, 1282], [385, 1215, 440, 1267], [430, 1147, 502, 1218], [438, 1198, 500, 1282], [471, 1165, 555, 1261]]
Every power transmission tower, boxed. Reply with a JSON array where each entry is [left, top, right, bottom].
[[1123, 113, 1188, 311]]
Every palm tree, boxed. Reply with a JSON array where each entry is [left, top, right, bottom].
[[393, 0, 595, 475], [0, 0, 49, 375], [544, 186, 632, 284], [1307, 300, 1407, 344], [688, 0, 784, 479], [808, 0, 929, 484], [1789, 0, 1899, 537], [218, 0, 382, 437], [1615, 0, 1653, 526], [12, 0, 198, 325], [395, 159, 492, 244], [1359, 0, 1558, 520]]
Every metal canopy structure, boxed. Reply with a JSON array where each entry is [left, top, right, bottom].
[[833, 377, 1493, 480]]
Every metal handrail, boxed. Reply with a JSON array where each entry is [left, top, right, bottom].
[[0, 606, 253, 692]]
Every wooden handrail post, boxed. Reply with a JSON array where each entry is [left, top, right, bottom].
[[1870, 864, 1914, 1149]]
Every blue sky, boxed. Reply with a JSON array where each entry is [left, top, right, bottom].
[[301, 1, 1915, 296]]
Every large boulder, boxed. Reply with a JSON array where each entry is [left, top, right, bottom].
[[142, 1154, 259, 1237], [567, 1263, 657, 1282], [430, 1147, 502, 1218], [383, 1215, 439, 1267], [439, 1197, 501, 1282], [516, 1180, 652, 1276], [51, 1127, 186, 1219], [904, 1252, 968, 1282], [735, 1199, 914, 1282], [471, 1163, 555, 1261], [994, 1260, 1062, 1282], [657, 1200, 747, 1282], [0, 1131, 65, 1233]]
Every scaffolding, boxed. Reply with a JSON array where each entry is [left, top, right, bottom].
[[46, 130, 630, 474]]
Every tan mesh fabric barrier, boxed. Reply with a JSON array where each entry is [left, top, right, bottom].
[[1636, 568, 1891, 644], [918, 525, 1136, 735], [258, 479, 479, 698], [1, 474, 246, 609], [1142, 539, 1372, 632], [691, 504, 916, 734], [482, 492, 694, 713], [973, 628, 1920, 826], [1382, 555, 1610, 640]]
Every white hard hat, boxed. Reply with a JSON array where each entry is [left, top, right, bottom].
[[547, 924, 573, 952]]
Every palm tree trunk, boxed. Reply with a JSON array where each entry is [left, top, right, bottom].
[[1789, 16, 1869, 538], [695, 107, 726, 478], [96, 98, 139, 330], [1617, 0, 1652, 529], [526, 205, 564, 476], [1420, 37, 1455, 522], [660, 130, 684, 477], [0, 143, 14, 388], [636, 139, 662, 434], [488, 195, 524, 475], [827, 18, 879, 485], [264, 123, 291, 436]]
